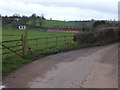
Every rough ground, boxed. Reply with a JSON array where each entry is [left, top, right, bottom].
[[3, 43, 118, 88]]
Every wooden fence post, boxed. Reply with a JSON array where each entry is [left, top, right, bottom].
[[21, 29, 28, 56]]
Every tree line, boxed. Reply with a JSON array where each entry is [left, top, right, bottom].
[[2, 13, 46, 29]]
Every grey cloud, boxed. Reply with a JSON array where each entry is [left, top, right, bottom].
[[36, 2, 117, 14]]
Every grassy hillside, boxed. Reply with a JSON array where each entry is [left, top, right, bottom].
[[42, 20, 80, 27], [28, 19, 94, 28]]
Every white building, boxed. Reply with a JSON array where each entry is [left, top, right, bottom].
[[18, 25, 26, 30]]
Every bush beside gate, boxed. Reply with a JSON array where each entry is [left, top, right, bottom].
[[73, 27, 119, 45]]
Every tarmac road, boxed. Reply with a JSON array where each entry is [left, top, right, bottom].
[[3, 43, 118, 88]]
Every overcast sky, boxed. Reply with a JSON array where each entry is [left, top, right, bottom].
[[0, 0, 119, 21]]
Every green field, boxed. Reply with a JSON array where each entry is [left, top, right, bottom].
[[2, 26, 74, 41], [2, 26, 75, 59], [2, 26, 78, 77]]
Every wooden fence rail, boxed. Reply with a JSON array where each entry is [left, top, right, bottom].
[[1, 35, 74, 59]]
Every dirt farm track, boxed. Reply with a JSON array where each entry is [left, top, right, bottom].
[[3, 43, 118, 88]]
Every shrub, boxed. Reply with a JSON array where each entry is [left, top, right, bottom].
[[74, 32, 94, 44], [73, 27, 119, 45]]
